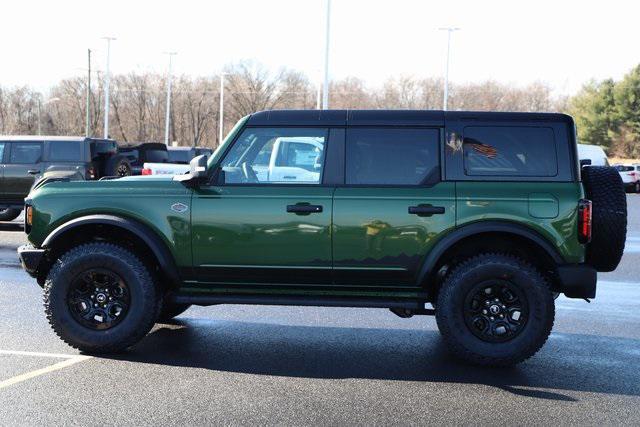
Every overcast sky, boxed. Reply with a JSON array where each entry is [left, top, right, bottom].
[[1, 0, 637, 96]]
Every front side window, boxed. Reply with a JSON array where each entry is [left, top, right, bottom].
[[0, 143, 5, 162], [220, 128, 326, 184], [49, 141, 82, 161], [463, 126, 557, 177], [346, 128, 440, 185], [10, 142, 42, 164]]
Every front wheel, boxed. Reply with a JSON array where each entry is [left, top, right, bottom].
[[435, 253, 554, 366], [44, 243, 160, 353]]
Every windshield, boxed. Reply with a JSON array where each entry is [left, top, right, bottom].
[[207, 116, 250, 169]]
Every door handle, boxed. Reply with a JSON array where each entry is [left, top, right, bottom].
[[28, 169, 41, 175], [408, 205, 445, 217], [286, 204, 323, 214]]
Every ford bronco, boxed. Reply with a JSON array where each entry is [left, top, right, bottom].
[[17, 110, 627, 366]]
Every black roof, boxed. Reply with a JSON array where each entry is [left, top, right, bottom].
[[246, 110, 573, 127], [0, 135, 116, 143]]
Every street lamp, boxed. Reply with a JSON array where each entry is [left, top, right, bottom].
[[37, 97, 60, 135], [102, 37, 116, 139], [321, 0, 331, 109], [164, 52, 177, 146], [438, 27, 460, 111], [219, 73, 225, 145]]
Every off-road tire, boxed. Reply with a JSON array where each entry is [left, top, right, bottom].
[[105, 155, 132, 178], [44, 242, 160, 353], [582, 166, 627, 272], [435, 253, 555, 367], [157, 301, 191, 323], [0, 208, 22, 222]]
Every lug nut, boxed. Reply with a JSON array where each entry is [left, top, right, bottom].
[[490, 316, 495, 320], [482, 309, 488, 314], [485, 301, 490, 306], [94, 304, 98, 307]]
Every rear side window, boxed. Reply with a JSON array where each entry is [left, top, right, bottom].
[[0, 143, 5, 162], [463, 126, 557, 177], [49, 141, 82, 161], [615, 165, 634, 172], [10, 143, 42, 164], [346, 128, 439, 185]]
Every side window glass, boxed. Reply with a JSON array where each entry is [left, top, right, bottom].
[[49, 141, 82, 161], [10, 143, 42, 164], [220, 128, 326, 185], [0, 143, 5, 162], [463, 126, 557, 177], [346, 128, 440, 185]]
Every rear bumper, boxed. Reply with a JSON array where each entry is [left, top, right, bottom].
[[17, 245, 45, 278], [557, 264, 597, 299]]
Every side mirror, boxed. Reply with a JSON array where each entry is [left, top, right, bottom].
[[174, 154, 208, 184], [580, 159, 592, 168]]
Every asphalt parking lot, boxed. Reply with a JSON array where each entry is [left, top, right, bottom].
[[1, 198, 639, 425]]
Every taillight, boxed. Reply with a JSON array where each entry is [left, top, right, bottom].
[[578, 199, 592, 244], [86, 166, 97, 180], [26, 205, 33, 226], [141, 168, 152, 175]]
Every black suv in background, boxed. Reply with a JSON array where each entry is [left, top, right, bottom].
[[0, 136, 126, 221]]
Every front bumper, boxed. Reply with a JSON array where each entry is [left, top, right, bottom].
[[557, 264, 597, 299], [17, 245, 45, 278]]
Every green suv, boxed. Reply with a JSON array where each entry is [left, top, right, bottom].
[[17, 110, 627, 366]]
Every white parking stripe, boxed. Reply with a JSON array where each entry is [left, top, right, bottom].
[[0, 350, 83, 359], [0, 351, 92, 390]]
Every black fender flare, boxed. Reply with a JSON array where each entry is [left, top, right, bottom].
[[42, 214, 180, 286], [417, 221, 565, 286]]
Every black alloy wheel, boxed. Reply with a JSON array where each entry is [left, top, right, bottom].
[[463, 280, 528, 343], [67, 268, 130, 330]]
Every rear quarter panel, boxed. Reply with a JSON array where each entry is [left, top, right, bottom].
[[456, 182, 585, 263]]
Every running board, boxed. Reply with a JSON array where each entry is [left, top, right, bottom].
[[172, 293, 427, 311]]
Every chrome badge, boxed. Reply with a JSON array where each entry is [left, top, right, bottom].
[[170, 202, 189, 213]]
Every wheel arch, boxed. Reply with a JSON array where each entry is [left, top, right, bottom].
[[419, 221, 564, 295], [41, 214, 180, 287]]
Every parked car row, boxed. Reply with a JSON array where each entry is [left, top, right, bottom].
[[614, 164, 640, 193], [0, 135, 211, 221]]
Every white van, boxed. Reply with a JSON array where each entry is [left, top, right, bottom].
[[577, 144, 609, 167]]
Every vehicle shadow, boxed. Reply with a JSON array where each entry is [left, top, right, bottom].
[[104, 318, 640, 401]]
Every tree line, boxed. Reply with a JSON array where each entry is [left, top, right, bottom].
[[2, 60, 637, 157], [568, 65, 640, 158]]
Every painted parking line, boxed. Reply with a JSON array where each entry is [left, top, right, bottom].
[[0, 350, 92, 390]]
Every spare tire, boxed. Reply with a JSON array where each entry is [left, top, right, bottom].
[[105, 155, 132, 178], [582, 166, 627, 272]]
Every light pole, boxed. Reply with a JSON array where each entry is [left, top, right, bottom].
[[438, 27, 460, 111], [219, 73, 225, 144], [321, 0, 331, 109], [37, 97, 60, 135], [102, 37, 116, 139], [86, 48, 91, 137], [164, 52, 177, 146]]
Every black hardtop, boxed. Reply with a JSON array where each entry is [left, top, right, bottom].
[[0, 135, 116, 143], [246, 110, 573, 127]]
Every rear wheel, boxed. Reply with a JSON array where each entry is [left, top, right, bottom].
[[436, 253, 554, 366], [635, 181, 640, 193], [0, 208, 21, 222], [44, 242, 160, 353]]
